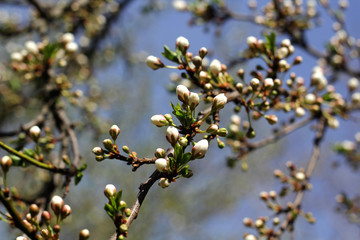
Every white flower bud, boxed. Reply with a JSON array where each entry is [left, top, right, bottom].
[[255, 219, 264, 228], [206, 124, 219, 134], [295, 172, 306, 181], [212, 93, 227, 110], [25, 41, 38, 54], [109, 125, 120, 141], [199, 47, 208, 58], [172, 0, 187, 11], [61, 204, 72, 219], [265, 115, 278, 125], [158, 178, 170, 188], [230, 115, 241, 125], [61, 33, 74, 44], [176, 84, 190, 103], [50, 195, 64, 215], [104, 184, 116, 198], [166, 126, 180, 145], [209, 59, 222, 76], [155, 148, 165, 158], [11, 52, 23, 62], [342, 140, 355, 151], [305, 93, 316, 104], [179, 136, 188, 146], [155, 158, 168, 172], [176, 36, 190, 53], [65, 42, 78, 53], [29, 126, 41, 141], [146, 55, 164, 70], [264, 78, 274, 88], [250, 78, 260, 88], [1, 155, 12, 173], [189, 92, 200, 110], [79, 229, 90, 240], [151, 115, 168, 127], [348, 77, 359, 91], [16, 237, 28, 240], [352, 92, 360, 104], [279, 59, 288, 70], [328, 117, 339, 129], [191, 139, 209, 159], [92, 147, 103, 155], [245, 234, 257, 240], [295, 107, 306, 117], [277, 47, 289, 59], [281, 39, 291, 47], [246, 36, 257, 48]]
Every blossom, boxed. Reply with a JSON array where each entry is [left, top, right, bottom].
[[151, 114, 168, 127], [212, 93, 227, 110], [155, 158, 168, 172], [191, 139, 209, 159], [166, 126, 180, 145], [176, 84, 190, 103], [146, 55, 164, 70]]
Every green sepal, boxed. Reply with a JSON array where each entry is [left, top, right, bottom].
[[265, 32, 276, 55]]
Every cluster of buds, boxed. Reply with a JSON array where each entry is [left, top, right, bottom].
[[103, 184, 131, 239], [92, 125, 122, 161], [333, 132, 360, 169]]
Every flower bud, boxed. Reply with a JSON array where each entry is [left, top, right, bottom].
[[1, 155, 12, 173], [204, 83, 213, 91], [328, 117, 339, 129], [206, 124, 218, 134], [235, 82, 243, 92], [61, 33, 75, 44], [189, 92, 200, 110], [61, 204, 72, 219], [122, 145, 130, 154], [95, 155, 105, 161], [245, 234, 257, 240], [295, 107, 306, 117], [104, 184, 116, 199], [179, 137, 188, 146], [250, 78, 260, 89], [199, 71, 210, 82], [277, 47, 289, 59], [102, 139, 114, 151], [16, 237, 28, 240], [151, 114, 169, 127], [352, 92, 360, 104], [209, 59, 222, 76], [281, 39, 291, 47], [119, 200, 127, 209], [29, 125, 41, 141], [125, 208, 132, 217], [29, 204, 39, 218], [79, 229, 90, 240], [155, 148, 165, 158], [92, 147, 103, 156], [212, 93, 227, 110], [41, 211, 51, 224], [293, 56, 303, 65], [217, 128, 228, 137], [255, 219, 264, 228], [173, 0, 187, 11], [176, 84, 190, 104], [109, 125, 120, 141], [11, 52, 23, 62], [246, 36, 257, 48], [264, 115, 278, 125], [146, 55, 164, 70], [192, 56, 202, 68], [166, 126, 180, 145], [348, 77, 359, 91], [243, 217, 253, 227], [264, 78, 274, 88], [65, 42, 78, 53], [295, 172, 306, 181], [176, 36, 189, 53], [217, 140, 225, 149], [25, 41, 39, 54], [230, 115, 241, 125], [50, 195, 64, 216], [305, 93, 316, 104], [155, 158, 168, 172], [191, 139, 209, 159], [199, 47, 208, 58], [158, 178, 170, 188]]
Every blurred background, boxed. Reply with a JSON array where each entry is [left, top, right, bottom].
[[0, 0, 360, 239]]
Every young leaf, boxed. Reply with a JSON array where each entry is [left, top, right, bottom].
[[104, 203, 114, 217], [265, 32, 276, 55], [162, 45, 181, 63], [75, 172, 83, 185]]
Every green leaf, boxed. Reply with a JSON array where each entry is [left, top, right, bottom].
[[171, 102, 187, 125], [43, 43, 60, 61], [78, 163, 87, 172], [162, 45, 181, 63], [115, 190, 123, 208], [179, 165, 193, 178], [23, 148, 35, 158], [104, 203, 114, 217], [265, 32, 276, 55], [174, 143, 183, 162], [74, 172, 83, 185], [10, 155, 23, 167]]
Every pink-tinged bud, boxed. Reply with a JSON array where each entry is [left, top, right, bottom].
[[120, 224, 128, 233], [41, 211, 51, 224], [1, 155, 12, 173], [40, 229, 50, 238], [264, 78, 274, 88], [191, 139, 209, 159], [217, 128, 228, 137], [79, 229, 90, 240], [189, 92, 200, 110], [264, 115, 278, 125], [151, 114, 168, 127], [29, 125, 41, 141], [212, 93, 227, 110], [16, 237, 28, 240], [29, 204, 39, 217], [61, 204, 72, 219], [206, 124, 219, 134], [176, 36, 190, 53], [155, 148, 165, 158], [125, 208, 132, 217], [50, 195, 64, 216], [166, 126, 180, 145], [293, 56, 303, 65], [146, 55, 164, 70], [243, 217, 253, 227], [158, 178, 170, 188], [104, 184, 116, 199], [246, 36, 257, 48], [109, 124, 120, 141], [259, 191, 269, 201], [102, 139, 113, 152], [209, 59, 222, 76], [92, 147, 103, 156], [155, 158, 168, 172], [176, 84, 190, 104], [199, 47, 208, 58], [179, 137, 188, 146]]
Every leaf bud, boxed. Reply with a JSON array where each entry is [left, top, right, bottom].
[[155, 158, 169, 172], [166, 126, 180, 146], [212, 93, 227, 110], [151, 114, 169, 127], [158, 178, 170, 188], [104, 184, 117, 199], [109, 125, 120, 141], [176, 36, 190, 53], [155, 148, 165, 158], [217, 128, 228, 137], [179, 137, 188, 146], [146, 55, 164, 70], [176, 84, 191, 104], [1, 155, 12, 173], [29, 125, 41, 141], [206, 124, 219, 134], [191, 139, 209, 159], [50, 195, 64, 216], [79, 229, 90, 240], [122, 145, 130, 154], [125, 208, 132, 217]]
